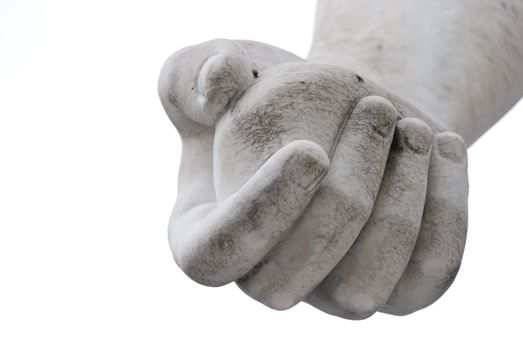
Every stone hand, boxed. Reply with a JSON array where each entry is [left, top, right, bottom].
[[159, 40, 329, 287], [159, 39, 469, 319]]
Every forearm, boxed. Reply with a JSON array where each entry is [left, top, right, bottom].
[[309, 0, 523, 145]]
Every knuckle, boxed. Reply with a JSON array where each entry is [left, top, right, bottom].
[[420, 257, 462, 286], [176, 251, 225, 287], [177, 250, 240, 288], [344, 190, 374, 223], [323, 186, 374, 226], [387, 215, 420, 238], [170, 229, 240, 287], [431, 199, 469, 235], [238, 272, 300, 311]]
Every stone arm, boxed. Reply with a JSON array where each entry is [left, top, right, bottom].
[[310, 0, 523, 145]]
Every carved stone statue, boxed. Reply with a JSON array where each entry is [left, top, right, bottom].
[[158, 0, 523, 319]]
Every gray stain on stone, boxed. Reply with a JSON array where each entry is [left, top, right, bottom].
[[159, 0, 523, 318]]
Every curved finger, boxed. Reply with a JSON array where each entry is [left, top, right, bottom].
[[169, 140, 329, 287], [381, 132, 468, 315], [237, 96, 397, 310], [306, 118, 433, 319]]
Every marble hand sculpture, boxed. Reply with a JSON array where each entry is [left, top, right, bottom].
[[159, 1, 523, 319]]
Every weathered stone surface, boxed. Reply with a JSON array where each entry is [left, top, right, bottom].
[[159, 38, 469, 319]]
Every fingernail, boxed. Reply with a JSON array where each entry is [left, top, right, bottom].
[[435, 132, 467, 162], [395, 118, 433, 154]]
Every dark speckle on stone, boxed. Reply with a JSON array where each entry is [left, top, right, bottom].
[[442, 84, 453, 93], [253, 69, 259, 78], [356, 75, 364, 83]]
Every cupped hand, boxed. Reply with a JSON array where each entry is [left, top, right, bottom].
[[159, 39, 469, 319]]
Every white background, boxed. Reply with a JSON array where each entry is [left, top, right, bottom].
[[1, 0, 522, 349]]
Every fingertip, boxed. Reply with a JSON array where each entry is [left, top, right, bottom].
[[352, 96, 398, 138], [395, 118, 433, 154], [279, 140, 330, 190], [434, 132, 467, 163], [290, 140, 331, 168]]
